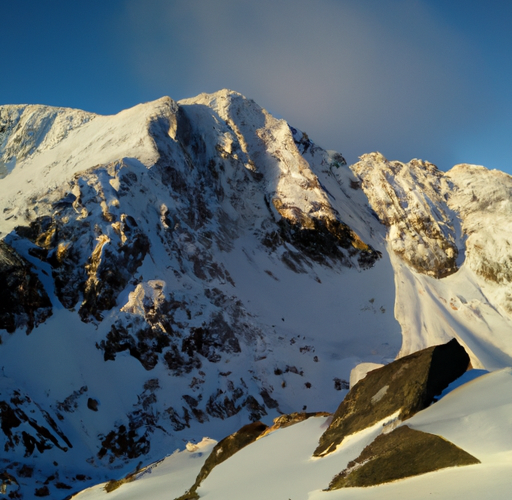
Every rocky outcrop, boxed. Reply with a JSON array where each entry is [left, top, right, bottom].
[[0, 387, 71, 457], [0, 240, 52, 333], [98, 283, 254, 375], [447, 164, 512, 313], [263, 214, 380, 271], [178, 90, 380, 271], [352, 153, 458, 278], [5, 91, 488, 499], [328, 425, 479, 489], [314, 338, 470, 457], [14, 163, 151, 323], [257, 411, 332, 440]]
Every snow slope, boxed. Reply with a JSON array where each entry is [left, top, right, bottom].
[[74, 368, 512, 500]]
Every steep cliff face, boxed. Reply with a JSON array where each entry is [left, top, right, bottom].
[[447, 164, 512, 313], [175, 90, 380, 270], [351, 152, 459, 278], [0, 240, 52, 333], [351, 154, 512, 363]]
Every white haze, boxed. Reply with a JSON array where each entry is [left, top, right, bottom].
[[119, 0, 490, 169]]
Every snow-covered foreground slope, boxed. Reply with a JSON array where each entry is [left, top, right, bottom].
[[74, 368, 512, 500], [1, 90, 512, 498]]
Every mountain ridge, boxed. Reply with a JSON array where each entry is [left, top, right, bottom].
[[1, 89, 512, 498]]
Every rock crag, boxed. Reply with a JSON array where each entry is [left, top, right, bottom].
[[314, 338, 470, 457]]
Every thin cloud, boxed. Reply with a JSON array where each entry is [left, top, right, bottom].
[[120, 0, 495, 168]]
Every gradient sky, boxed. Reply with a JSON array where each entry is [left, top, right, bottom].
[[1, 0, 511, 173]]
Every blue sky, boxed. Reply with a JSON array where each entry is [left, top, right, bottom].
[[1, 0, 511, 172]]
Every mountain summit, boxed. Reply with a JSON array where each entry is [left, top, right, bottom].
[[1, 90, 512, 498]]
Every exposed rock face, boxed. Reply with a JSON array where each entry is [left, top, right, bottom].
[[177, 90, 380, 272], [8, 91, 507, 498], [352, 153, 458, 278], [0, 240, 52, 333], [177, 421, 268, 500], [14, 161, 151, 323], [447, 164, 512, 312], [0, 94, 383, 496], [259, 411, 331, 438], [0, 386, 71, 457], [328, 425, 479, 489], [99, 282, 247, 373], [314, 338, 470, 456]]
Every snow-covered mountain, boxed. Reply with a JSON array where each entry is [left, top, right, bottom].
[[1, 90, 512, 499]]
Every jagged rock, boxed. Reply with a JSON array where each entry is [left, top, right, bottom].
[[314, 339, 470, 457], [7, 90, 508, 498], [34, 485, 50, 497], [177, 421, 268, 500], [14, 163, 151, 323], [99, 321, 171, 371], [259, 411, 331, 439], [55, 386, 88, 415], [0, 390, 71, 456], [0, 471, 19, 495], [264, 215, 380, 270], [328, 425, 480, 489], [352, 153, 458, 278], [0, 240, 52, 334], [447, 164, 512, 312], [99, 285, 245, 373], [97, 424, 150, 464], [96, 379, 162, 464], [177, 89, 380, 272], [87, 398, 99, 412]]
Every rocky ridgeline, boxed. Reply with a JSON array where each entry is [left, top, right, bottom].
[[3, 90, 379, 341], [352, 154, 512, 318], [351, 153, 459, 278], [3, 90, 511, 498], [447, 164, 512, 312]]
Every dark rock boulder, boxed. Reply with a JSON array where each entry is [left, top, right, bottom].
[[177, 421, 268, 500], [0, 240, 52, 334], [328, 425, 479, 489], [314, 338, 470, 457]]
